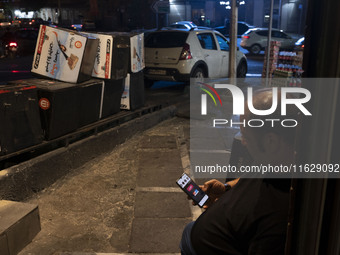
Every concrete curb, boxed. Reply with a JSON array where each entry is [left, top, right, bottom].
[[0, 106, 177, 201]]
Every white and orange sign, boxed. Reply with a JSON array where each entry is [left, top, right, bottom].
[[31, 25, 96, 83]]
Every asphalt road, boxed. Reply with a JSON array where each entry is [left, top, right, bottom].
[[0, 55, 34, 84]]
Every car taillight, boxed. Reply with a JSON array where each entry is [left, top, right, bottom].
[[242, 35, 250, 39], [9, 42, 17, 47], [179, 43, 192, 60]]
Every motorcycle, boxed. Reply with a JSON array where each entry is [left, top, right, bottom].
[[0, 30, 18, 58], [5, 41, 18, 58]]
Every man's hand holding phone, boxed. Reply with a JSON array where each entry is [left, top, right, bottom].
[[176, 173, 209, 208], [193, 178, 240, 209], [177, 174, 239, 209], [191, 179, 225, 209]]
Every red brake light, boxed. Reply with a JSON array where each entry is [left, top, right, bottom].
[[9, 42, 17, 47], [243, 35, 250, 39], [179, 43, 192, 60]]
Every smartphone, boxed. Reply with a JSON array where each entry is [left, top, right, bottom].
[[176, 173, 209, 208]]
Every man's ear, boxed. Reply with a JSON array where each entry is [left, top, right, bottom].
[[263, 133, 281, 154]]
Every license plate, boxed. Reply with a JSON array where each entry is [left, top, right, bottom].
[[148, 69, 166, 75]]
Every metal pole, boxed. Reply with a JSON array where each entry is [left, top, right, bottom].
[[278, 0, 282, 29], [265, 0, 274, 87], [229, 0, 238, 84]]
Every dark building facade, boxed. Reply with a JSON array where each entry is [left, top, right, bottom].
[[1, 0, 307, 34]]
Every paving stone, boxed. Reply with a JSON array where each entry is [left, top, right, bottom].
[[0, 200, 40, 255], [17, 117, 192, 254], [134, 192, 191, 218], [129, 218, 191, 253], [137, 151, 183, 187]]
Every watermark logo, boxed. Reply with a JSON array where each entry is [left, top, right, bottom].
[[199, 84, 312, 128], [199, 82, 223, 115], [201, 84, 312, 116]]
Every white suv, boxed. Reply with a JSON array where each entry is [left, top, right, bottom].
[[241, 28, 298, 54], [144, 28, 247, 86]]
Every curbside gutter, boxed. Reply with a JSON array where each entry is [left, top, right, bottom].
[[0, 105, 177, 201]]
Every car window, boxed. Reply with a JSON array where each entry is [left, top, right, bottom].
[[272, 31, 282, 38], [281, 32, 290, 39], [256, 30, 268, 36], [170, 24, 181, 28], [215, 34, 229, 51], [145, 32, 188, 48], [197, 33, 217, 50]]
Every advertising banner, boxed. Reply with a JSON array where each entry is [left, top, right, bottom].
[[84, 32, 114, 79], [130, 33, 145, 73], [32, 25, 98, 83]]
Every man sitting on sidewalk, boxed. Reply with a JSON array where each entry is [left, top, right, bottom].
[[180, 88, 298, 255]]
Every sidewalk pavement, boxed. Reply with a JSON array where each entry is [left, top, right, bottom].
[[19, 114, 199, 255], [11, 84, 238, 255]]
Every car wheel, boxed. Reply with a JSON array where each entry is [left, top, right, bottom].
[[250, 44, 261, 55], [237, 60, 247, 78], [191, 67, 206, 79]]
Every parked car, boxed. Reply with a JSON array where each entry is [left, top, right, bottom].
[[30, 18, 53, 28], [240, 28, 299, 54], [0, 31, 18, 58], [0, 19, 11, 28], [294, 37, 304, 51], [214, 21, 255, 37], [169, 21, 197, 30], [12, 18, 33, 28], [144, 28, 247, 86], [70, 24, 83, 31]]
